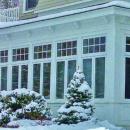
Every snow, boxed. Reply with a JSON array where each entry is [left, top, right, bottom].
[[0, 119, 123, 130], [0, 0, 130, 28]]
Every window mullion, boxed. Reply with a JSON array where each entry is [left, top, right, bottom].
[[92, 58, 95, 98], [19, 65, 21, 89], [40, 63, 43, 95]]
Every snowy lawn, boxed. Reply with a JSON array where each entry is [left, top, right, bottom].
[[0, 119, 124, 130]]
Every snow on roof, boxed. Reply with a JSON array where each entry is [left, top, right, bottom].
[[0, 0, 130, 29]]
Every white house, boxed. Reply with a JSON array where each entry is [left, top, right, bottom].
[[0, 0, 130, 129]]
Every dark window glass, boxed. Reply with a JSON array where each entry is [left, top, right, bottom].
[[13, 48, 28, 61], [0, 50, 8, 63], [34, 44, 51, 59], [57, 41, 77, 57], [12, 66, 19, 90], [125, 58, 130, 99], [26, 0, 37, 11], [43, 63, 51, 99], [1, 67, 7, 91], [21, 65, 28, 89], [56, 61, 65, 99], [33, 64, 40, 93], [95, 57, 105, 98], [68, 60, 76, 84], [83, 59, 92, 87], [83, 37, 106, 54], [126, 37, 130, 52]]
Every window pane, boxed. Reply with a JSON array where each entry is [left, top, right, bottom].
[[43, 63, 51, 99], [83, 37, 106, 54], [68, 60, 76, 84], [26, 0, 37, 10], [126, 37, 130, 52], [56, 61, 65, 99], [33, 64, 40, 93], [57, 41, 77, 57], [21, 65, 28, 89], [95, 58, 105, 98], [13, 48, 28, 61], [1, 67, 7, 91], [125, 58, 130, 99], [12, 66, 19, 90], [83, 59, 92, 87]]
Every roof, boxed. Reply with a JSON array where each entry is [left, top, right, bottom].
[[0, 0, 130, 29]]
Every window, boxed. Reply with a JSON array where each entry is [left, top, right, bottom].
[[21, 65, 28, 88], [1, 67, 7, 90], [33, 64, 40, 93], [83, 58, 105, 98], [26, 0, 38, 11], [126, 37, 130, 52], [12, 66, 19, 90], [13, 48, 29, 61], [95, 57, 105, 98], [34, 44, 51, 59], [83, 37, 106, 54], [43, 63, 51, 99], [68, 60, 76, 84], [56, 61, 65, 99], [83, 59, 92, 87], [125, 58, 130, 99], [0, 50, 8, 63], [57, 41, 77, 57]]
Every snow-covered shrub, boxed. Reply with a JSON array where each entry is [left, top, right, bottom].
[[0, 111, 10, 127], [0, 89, 51, 126], [56, 69, 94, 124]]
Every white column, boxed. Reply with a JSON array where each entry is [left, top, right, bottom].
[[7, 48, 12, 90], [40, 63, 43, 95], [28, 44, 33, 90], [77, 37, 82, 70], [18, 65, 21, 89], [50, 41, 56, 102]]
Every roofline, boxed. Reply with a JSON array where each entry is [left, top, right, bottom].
[[0, 0, 130, 29]]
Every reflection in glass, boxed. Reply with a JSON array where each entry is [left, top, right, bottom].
[[12, 66, 19, 90], [95, 57, 105, 98], [33, 64, 40, 93], [21, 65, 28, 89], [56, 61, 65, 99], [1, 67, 7, 90], [68, 60, 76, 84], [43, 63, 51, 99], [83, 59, 92, 87]]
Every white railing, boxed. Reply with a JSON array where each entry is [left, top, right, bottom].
[[0, 7, 19, 22]]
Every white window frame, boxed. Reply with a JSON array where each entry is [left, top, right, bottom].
[[81, 35, 107, 101]]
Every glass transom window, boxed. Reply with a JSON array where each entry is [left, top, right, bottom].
[[13, 48, 29, 61], [0, 50, 8, 63], [34, 44, 51, 59], [57, 40, 77, 57], [83, 36, 106, 54]]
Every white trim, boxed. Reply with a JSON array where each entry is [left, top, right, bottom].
[[1, 0, 130, 29]]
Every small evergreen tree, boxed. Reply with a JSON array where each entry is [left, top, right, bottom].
[[56, 69, 94, 124]]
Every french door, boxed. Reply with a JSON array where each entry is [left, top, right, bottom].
[[33, 62, 51, 99], [12, 64, 28, 90]]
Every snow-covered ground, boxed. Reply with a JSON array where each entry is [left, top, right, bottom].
[[0, 119, 124, 130]]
